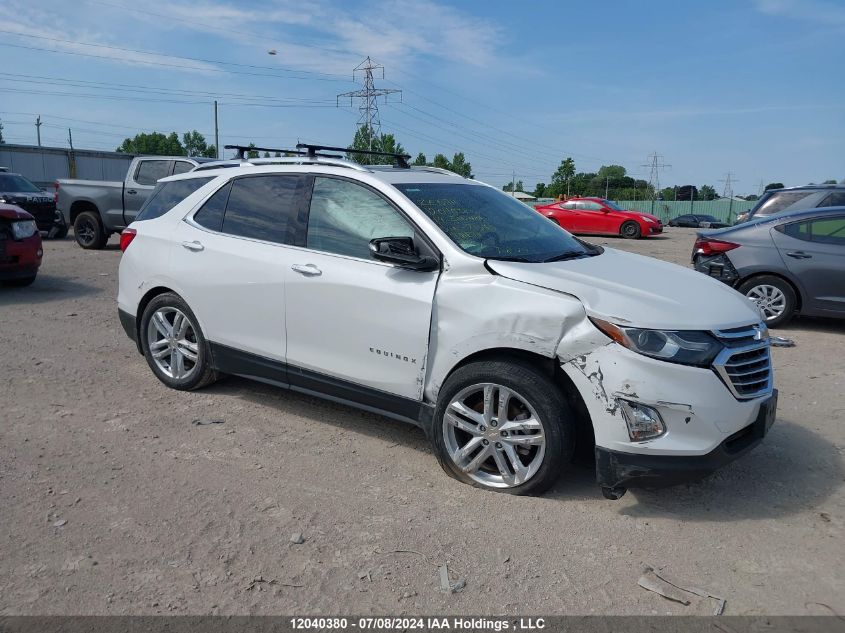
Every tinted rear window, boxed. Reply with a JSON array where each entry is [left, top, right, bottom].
[[193, 181, 231, 232], [136, 177, 214, 222], [221, 175, 303, 245]]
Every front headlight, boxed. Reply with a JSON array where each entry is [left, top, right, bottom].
[[12, 220, 38, 240], [590, 317, 722, 366], [643, 217, 655, 223]]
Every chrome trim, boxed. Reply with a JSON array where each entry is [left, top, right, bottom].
[[711, 323, 773, 400]]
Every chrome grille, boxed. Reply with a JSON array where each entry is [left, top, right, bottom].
[[712, 324, 773, 400]]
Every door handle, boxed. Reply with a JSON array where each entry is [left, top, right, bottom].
[[291, 263, 322, 276], [126, 189, 137, 195], [181, 240, 204, 252], [786, 251, 811, 259]]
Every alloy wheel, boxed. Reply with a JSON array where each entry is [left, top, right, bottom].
[[746, 284, 787, 322], [145, 307, 200, 380], [76, 219, 96, 246], [442, 383, 546, 488]]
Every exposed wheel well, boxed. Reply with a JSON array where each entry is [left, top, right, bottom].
[[444, 348, 595, 461], [69, 201, 100, 225], [737, 271, 802, 312]]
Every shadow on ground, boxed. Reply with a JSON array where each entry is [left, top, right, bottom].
[[0, 273, 102, 305]]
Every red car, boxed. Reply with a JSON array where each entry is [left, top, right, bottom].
[[0, 204, 43, 287], [534, 197, 663, 239]]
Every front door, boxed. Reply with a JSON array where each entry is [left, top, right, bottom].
[[284, 176, 438, 400], [771, 215, 845, 316]]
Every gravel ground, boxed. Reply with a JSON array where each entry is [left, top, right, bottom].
[[1, 228, 843, 616]]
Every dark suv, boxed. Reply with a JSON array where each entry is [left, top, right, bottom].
[[0, 168, 67, 238], [736, 184, 845, 224]]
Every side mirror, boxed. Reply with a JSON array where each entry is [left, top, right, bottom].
[[369, 236, 439, 271]]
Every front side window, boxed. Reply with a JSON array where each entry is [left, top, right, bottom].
[[560, 201, 576, 210], [221, 175, 303, 244], [396, 183, 596, 263], [135, 160, 172, 186], [306, 177, 414, 259], [603, 200, 624, 211], [136, 177, 214, 222]]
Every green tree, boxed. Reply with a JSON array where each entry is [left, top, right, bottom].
[[432, 153, 451, 170], [502, 182, 514, 192], [549, 157, 576, 197], [744, 194, 759, 201], [182, 130, 216, 158], [659, 187, 675, 201], [274, 151, 282, 157], [822, 179, 837, 184], [764, 182, 784, 191], [246, 142, 259, 159], [347, 126, 406, 165], [699, 184, 717, 200], [413, 152, 427, 166], [533, 182, 546, 198], [116, 131, 185, 156], [263, 151, 271, 158], [448, 152, 473, 178]]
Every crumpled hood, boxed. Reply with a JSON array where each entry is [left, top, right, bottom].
[[487, 247, 760, 330]]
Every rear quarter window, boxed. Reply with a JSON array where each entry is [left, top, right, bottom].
[[755, 191, 816, 216], [135, 177, 214, 222]]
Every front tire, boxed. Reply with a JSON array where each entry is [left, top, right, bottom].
[[432, 359, 575, 495], [140, 292, 218, 391], [738, 275, 797, 327], [74, 211, 108, 249], [620, 221, 641, 239]]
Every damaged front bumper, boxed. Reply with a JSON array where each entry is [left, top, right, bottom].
[[596, 389, 777, 490]]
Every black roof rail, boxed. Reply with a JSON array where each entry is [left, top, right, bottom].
[[223, 144, 346, 160], [296, 143, 411, 169]]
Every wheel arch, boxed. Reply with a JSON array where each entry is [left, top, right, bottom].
[[69, 200, 100, 224], [437, 347, 596, 460], [133, 285, 178, 352]]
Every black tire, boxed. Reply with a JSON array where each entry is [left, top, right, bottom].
[[431, 359, 575, 496], [620, 221, 641, 239], [73, 211, 108, 249], [4, 275, 37, 287], [139, 292, 218, 391], [737, 275, 797, 328]]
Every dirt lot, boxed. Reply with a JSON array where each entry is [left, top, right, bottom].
[[1, 228, 843, 616]]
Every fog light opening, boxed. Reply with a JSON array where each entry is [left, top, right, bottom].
[[618, 400, 666, 441]]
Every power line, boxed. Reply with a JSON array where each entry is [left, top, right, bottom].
[[641, 151, 671, 197], [719, 171, 739, 198], [337, 57, 401, 150]]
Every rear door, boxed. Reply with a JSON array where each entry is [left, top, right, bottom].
[[284, 176, 439, 401], [171, 174, 309, 365], [772, 215, 845, 316], [123, 159, 173, 225]]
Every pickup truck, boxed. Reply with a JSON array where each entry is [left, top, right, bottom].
[[57, 156, 213, 249]]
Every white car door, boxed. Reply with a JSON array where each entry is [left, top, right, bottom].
[[171, 174, 307, 367], [284, 176, 439, 401]]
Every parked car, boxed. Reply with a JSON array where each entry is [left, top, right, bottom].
[[0, 203, 43, 286], [735, 184, 845, 224], [692, 207, 845, 327], [534, 197, 663, 238], [0, 168, 67, 238], [56, 155, 215, 250], [668, 214, 731, 229], [118, 149, 775, 499]]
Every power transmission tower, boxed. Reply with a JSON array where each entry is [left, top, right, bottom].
[[641, 151, 671, 213], [719, 171, 738, 198], [337, 57, 401, 150]]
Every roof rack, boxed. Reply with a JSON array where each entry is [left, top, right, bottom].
[[192, 156, 370, 173], [296, 143, 411, 169]]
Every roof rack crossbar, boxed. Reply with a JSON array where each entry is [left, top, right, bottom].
[[296, 143, 411, 169], [224, 144, 306, 160]]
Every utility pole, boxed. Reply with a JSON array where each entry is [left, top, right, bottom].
[[605, 176, 610, 199], [642, 151, 671, 215], [337, 57, 401, 152], [214, 100, 220, 159], [67, 128, 77, 178], [35, 115, 42, 147]]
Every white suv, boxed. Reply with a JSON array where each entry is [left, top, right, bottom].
[[117, 149, 777, 498]]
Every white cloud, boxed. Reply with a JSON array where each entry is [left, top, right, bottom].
[[753, 0, 845, 28]]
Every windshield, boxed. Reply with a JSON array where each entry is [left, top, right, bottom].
[[395, 183, 597, 262], [0, 174, 42, 193], [602, 199, 624, 211], [753, 190, 814, 216]]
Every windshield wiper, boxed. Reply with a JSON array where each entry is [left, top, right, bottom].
[[542, 250, 588, 262], [486, 255, 534, 263]]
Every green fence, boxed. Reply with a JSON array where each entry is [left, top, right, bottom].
[[614, 199, 754, 224]]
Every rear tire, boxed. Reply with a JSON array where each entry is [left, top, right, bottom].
[[139, 292, 218, 391], [74, 211, 108, 249], [432, 359, 575, 495], [737, 275, 797, 327], [620, 221, 641, 239]]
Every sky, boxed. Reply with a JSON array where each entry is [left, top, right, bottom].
[[0, 0, 843, 195]]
